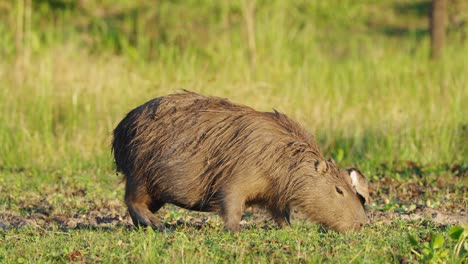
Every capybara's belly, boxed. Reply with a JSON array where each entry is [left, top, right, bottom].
[[169, 198, 222, 212]]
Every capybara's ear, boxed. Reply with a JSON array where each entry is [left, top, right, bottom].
[[348, 169, 369, 204], [314, 160, 328, 173], [327, 158, 336, 166]]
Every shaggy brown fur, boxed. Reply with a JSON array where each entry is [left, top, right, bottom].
[[112, 91, 369, 232]]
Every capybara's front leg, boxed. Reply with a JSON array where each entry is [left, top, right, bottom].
[[220, 191, 244, 232]]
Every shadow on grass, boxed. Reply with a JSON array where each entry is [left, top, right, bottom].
[[316, 126, 467, 180], [367, 0, 431, 38], [393, 0, 431, 18], [378, 27, 429, 39], [315, 128, 391, 166]]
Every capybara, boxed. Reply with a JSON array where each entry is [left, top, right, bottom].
[[112, 91, 369, 232]]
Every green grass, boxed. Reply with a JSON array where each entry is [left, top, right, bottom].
[[1, 1, 466, 170], [0, 0, 467, 262], [0, 220, 450, 263], [1, 166, 465, 263]]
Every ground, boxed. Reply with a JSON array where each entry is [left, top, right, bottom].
[[0, 162, 466, 262]]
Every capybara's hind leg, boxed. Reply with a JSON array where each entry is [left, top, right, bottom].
[[269, 206, 291, 228], [127, 202, 164, 230], [149, 200, 165, 213], [125, 180, 165, 230]]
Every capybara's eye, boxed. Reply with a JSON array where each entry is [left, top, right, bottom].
[[335, 186, 344, 196]]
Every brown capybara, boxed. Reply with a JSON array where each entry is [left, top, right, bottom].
[[112, 91, 369, 232]]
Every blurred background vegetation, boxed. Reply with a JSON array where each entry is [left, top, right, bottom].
[[0, 0, 467, 173]]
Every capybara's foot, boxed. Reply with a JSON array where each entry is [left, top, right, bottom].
[[127, 203, 165, 231]]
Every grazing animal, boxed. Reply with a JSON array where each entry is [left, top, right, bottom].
[[112, 91, 369, 232]]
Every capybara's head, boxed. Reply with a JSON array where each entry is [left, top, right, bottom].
[[297, 159, 369, 232]]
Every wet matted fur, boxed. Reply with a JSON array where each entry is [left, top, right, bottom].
[[112, 91, 369, 232]]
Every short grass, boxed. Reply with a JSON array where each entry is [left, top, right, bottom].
[[0, 218, 448, 263], [0, 167, 465, 263], [0, 0, 467, 263]]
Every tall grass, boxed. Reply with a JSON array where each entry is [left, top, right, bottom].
[[0, 0, 466, 173]]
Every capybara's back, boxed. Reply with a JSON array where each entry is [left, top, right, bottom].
[[112, 91, 369, 232]]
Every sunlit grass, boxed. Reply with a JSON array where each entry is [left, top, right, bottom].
[[0, 1, 466, 170], [1, 40, 466, 170]]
